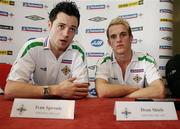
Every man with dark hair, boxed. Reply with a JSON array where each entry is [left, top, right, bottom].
[[5, 1, 89, 99]]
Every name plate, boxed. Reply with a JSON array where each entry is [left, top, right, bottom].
[[114, 101, 178, 121], [10, 98, 75, 119]]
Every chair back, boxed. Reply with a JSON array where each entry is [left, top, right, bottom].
[[0, 63, 12, 90]]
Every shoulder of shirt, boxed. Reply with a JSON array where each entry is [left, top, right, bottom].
[[98, 53, 112, 65], [20, 37, 45, 58], [69, 41, 86, 61], [135, 51, 156, 64]]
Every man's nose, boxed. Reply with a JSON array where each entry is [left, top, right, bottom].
[[62, 28, 69, 37], [117, 35, 122, 41]]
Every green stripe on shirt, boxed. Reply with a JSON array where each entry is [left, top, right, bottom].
[[101, 56, 111, 64], [138, 55, 155, 64], [21, 42, 43, 58], [72, 44, 85, 62]]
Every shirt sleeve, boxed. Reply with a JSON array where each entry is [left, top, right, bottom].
[[71, 51, 89, 83], [145, 56, 161, 85], [7, 49, 35, 83], [95, 57, 111, 81]]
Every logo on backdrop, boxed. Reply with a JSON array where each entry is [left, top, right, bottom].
[[132, 39, 143, 44], [160, 27, 172, 32], [86, 52, 104, 57], [159, 55, 172, 59], [22, 26, 47, 32], [23, 2, 43, 8], [160, 0, 173, 4], [91, 39, 104, 47], [25, 15, 45, 21], [0, 50, 13, 55], [131, 26, 143, 32], [161, 36, 172, 41], [0, 11, 14, 17], [0, 36, 13, 42], [118, 0, 143, 8], [159, 66, 166, 70], [0, 0, 15, 6], [160, 9, 173, 14], [160, 18, 173, 23], [86, 4, 109, 10], [0, 25, 13, 30], [159, 45, 172, 50], [86, 28, 105, 34], [119, 13, 143, 19], [88, 16, 107, 22]]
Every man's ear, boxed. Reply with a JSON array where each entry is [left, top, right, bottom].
[[48, 20, 52, 29]]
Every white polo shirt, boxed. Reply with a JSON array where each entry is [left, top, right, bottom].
[[96, 51, 161, 87], [8, 37, 88, 85]]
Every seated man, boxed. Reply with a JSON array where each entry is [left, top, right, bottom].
[[95, 17, 165, 98], [5, 1, 89, 100]]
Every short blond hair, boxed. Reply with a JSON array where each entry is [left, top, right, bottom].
[[106, 17, 132, 39]]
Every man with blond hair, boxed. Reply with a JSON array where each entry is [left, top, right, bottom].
[[95, 17, 165, 98]]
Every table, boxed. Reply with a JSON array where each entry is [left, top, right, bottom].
[[0, 96, 180, 129]]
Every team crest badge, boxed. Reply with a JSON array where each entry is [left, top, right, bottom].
[[133, 74, 142, 83], [61, 66, 70, 75]]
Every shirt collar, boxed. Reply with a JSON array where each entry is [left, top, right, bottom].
[[43, 37, 50, 50], [111, 50, 138, 64], [43, 37, 73, 51]]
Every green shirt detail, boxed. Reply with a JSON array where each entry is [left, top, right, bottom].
[[21, 42, 43, 58], [71, 44, 85, 62], [138, 55, 155, 64], [101, 56, 111, 64]]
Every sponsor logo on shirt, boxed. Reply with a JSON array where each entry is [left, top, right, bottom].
[[130, 69, 144, 73], [61, 59, 72, 64]]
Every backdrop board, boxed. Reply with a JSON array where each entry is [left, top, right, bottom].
[[0, 0, 173, 97]]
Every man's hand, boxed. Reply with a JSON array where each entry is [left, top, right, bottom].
[[50, 77, 89, 99]]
